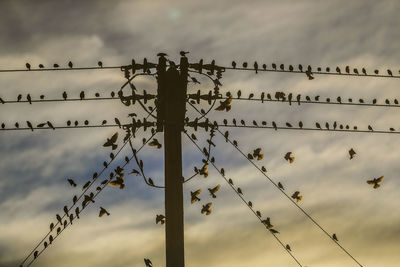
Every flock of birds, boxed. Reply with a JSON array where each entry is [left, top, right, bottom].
[[24, 61, 103, 70]]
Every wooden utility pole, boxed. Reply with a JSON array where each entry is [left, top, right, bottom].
[[158, 54, 188, 267]]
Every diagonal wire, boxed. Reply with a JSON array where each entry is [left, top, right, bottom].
[[21, 109, 156, 266], [25, 129, 156, 267], [184, 130, 303, 267], [187, 101, 363, 267]]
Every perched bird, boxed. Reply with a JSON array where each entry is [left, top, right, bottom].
[[237, 187, 243, 195], [332, 233, 338, 241], [82, 181, 90, 190], [286, 244, 291, 251], [103, 132, 118, 150], [261, 166, 267, 172], [69, 214, 74, 224], [156, 214, 165, 224], [201, 202, 212, 215], [56, 214, 62, 224], [299, 121, 303, 128], [17, 94, 22, 102], [215, 97, 232, 112], [278, 182, 284, 190], [387, 69, 393, 76], [39, 64, 44, 68], [34, 250, 38, 259], [316, 122, 321, 129], [75, 207, 80, 219], [368, 125, 373, 131], [336, 66, 341, 73], [248, 201, 253, 208], [231, 61, 236, 69], [27, 121, 34, 131], [44, 241, 48, 248], [73, 195, 77, 204], [291, 191, 303, 202], [269, 229, 279, 234], [80, 91, 85, 100], [366, 176, 384, 189], [199, 163, 208, 178], [98, 61, 103, 68], [191, 189, 201, 203], [49, 235, 54, 244], [148, 138, 162, 149], [99, 207, 110, 217], [254, 61, 258, 73], [284, 152, 295, 163], [348, 148, 356, 160], [53, 63, 59, 68], [63, 205, 69, 216], [50, 222, 54, 231], [26, 63, 31, 70], [47, 121, 55, 130], [68, 61, 73, 68], [27, 94, 32, 104], [102, 120, 107, 125], [305, 70, 314, 80], [144, 258, 153, 267], [228, 178, 234, 185], [243, 62, 248, 68], [208, 185, 221, 198], [272, 121, 277, 130]]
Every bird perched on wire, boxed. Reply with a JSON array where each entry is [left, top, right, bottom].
[[99, 207, 110, 217], [68, 61, 73, 68], [26, 63, 31, 70], [367, 176, 384, 189], [278, 182, 284, 190], [148, 138, 162, 149], [144, 258, 153, 267], [82, 181, 90, 190], [199, 163, 208, 178], [103, 132, 118, 150], [253, 148, 264, 160], [291, 191, 303, 202], [80, 91, 85, 100], [215, 97, 232, 112], [208, 185, 221, 198], [201, 203, 212, 215], [348, 148, 356, 160], [156, 214, 165, 224], [284, 152, 295, 163], [191, 189, 201, 203], [332, 233, 338, 241], [262, 217, 274, 229]]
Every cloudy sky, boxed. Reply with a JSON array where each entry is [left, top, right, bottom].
[[0, 0, 399, 266]]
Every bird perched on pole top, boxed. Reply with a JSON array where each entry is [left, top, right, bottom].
[[180, 51, 189, 56]]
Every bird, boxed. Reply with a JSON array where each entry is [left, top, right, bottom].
[[242, 62, 248, 68], [80, 91, 85, 100], [199, 163, 208, 178], [73, 195, 77, 204], [366, 176, 384, 189], [286, 244, 291, 251], [291, 191, 303, 202], [387, 69, 393, 76], [336, 66, 341, 73], [26, 63, 31, 70], [148, 138, 162, 149], [368, 125, 373, 131], [254, 62, 258, 73], [63, 205, 69, 216], [284, 152, 295, 163], [44, 241, 48, 248], [191, 189, 201, 203], [316, 122, 321, 129], [26, 121, 33, 131], [208, 185, 221, 198], [349, 148, 356, 160], [237, 187, 243, 195], [305, 70, 314, 80], [47, 121, 55, 130], [68, 61, 73, 68], [56, 214, 62, 224], [144, 258, 153, 267], [82, 181, 90, 190], [215, 97, 232, 112], [299, 121, 303, 128], [248, 201, 253, 208], [345, 66, 350, 74], [99, 207, 110, 217], [15, 122, 19, 128], [298, 64, 303, 72], [253, 148, 264, 160], [228, 178, 234, 185], [272, 121, 277, 130], [201, 203, 212, 215], [98, 61, 103, 68], [272, 63, 276, 70], [17, 94, 22, 102], [53, 63, 59, 68], [261, 166, 267, 172], [286, 122, 292, 128], [50, 222, 54, 231], [332, 233, 338, 241], [75, 207, 80, 219], [49, 235, 54, 244], [69, 214, 74, 225], [278, 182, 284, 190], [362, 68, 367, 75], [34, 250, 38, 259], [27, 94, 32, 104], [231, 61, 236, 69], [269, 229, 279, 234], [156, 214, 165, 224], [103, 132, 118, 150]]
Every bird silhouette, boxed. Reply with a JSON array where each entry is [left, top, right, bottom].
[[284, 152, 295, 163], [15, 122, 19, 128], [367, 176, 384, 189], [261, 166, 267, 172], [50, 222, 54, 231], [199, 163, 208, 178], [345, 66, 350, 73], [368, 125, 373, 131], [336, 66, 341, 73], [305, 70, 314, 80], [53, 63, 59, 68], [80, 91, 85, 100], [17, 94, 22, 102], [148, 138, 162, 149], [272, 63, 276, 70], [243, 62, 248, 68], [332, 233, 338, 241], [374, 69, 379, 74], [291, 191, 302, 202], [34, 250, 38, 259], [262, 64, 267, 70], [68, 61, 73, 68], [103, 132, 118, 150], [98, 61, 103, 68], [144, 258, 153, 267], [99, 207, 110, 217], [191, 189, 201, 203], [208, 185, 221, 198], [27, 94, 32, 104], [49, 235, 54, 244], [44, 241, 48, 248], [73, 195, 77, 204], [201, 203, 212, 215], [248, 201, 253, 208], [261, 217, 274, 229], [316, 122, 321, 129], [228, 178, 234, 185], [253, 148, 264, 160], [254, 62, 258, 73], [362, 68, 367, 75], [298, 64, 303, 72], [63, 205, 69, 216], [269, 229, 279, 234], [272, 121, 277, 130], [215, 97, 232, 112], [349, 148, 356, 160], [56, 214, 62, 224], [82, 181, 90, 190], [156, 214, 165, 224], [278, 182, 284, 190], [286, 122, 292, 128], [75, 207, 80, 219], [232, 61, 236, 69], [237, 187, 243, 195], [387, 69, 393, 76], [69, 214, 74, 225], [354, 68, 359, 75], [26, 121, 33, 131], [47, 121, 55, 130], [299, 121, 303, 128], [286, 244, 291, 251]]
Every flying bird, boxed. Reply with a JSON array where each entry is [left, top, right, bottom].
[[103, 132, 118, 150], [253, 148, 264, 160], [191, 189, 201, 203], [148, 138, 162, 149], [367, 176, 384, 189], [215, 97, 232, 112], [99, 207, 110, 217], [156, 214, 165, 224], [349, 148, 356, 160], [208, 185, 221, 198], [284, 152, 295, 163], [291, 191, 303, 202], [201, 203, 212, 215], [262, 217, 274, 229]]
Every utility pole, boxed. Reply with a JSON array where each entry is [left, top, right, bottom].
[[158, 54, 188, 267]]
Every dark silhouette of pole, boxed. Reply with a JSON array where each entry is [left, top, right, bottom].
[[159, 55, 188, 267]]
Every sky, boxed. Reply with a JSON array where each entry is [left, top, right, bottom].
[[0, 0, 400, 266]]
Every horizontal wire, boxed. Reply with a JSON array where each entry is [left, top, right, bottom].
[[187, 101, 363, 266], [0, 124, 120, 131], [25, 130, 155, 267], [0, 96, 119, 104], [222, 65, 400, 79], [184, 131, 303, 267], [0, 66, 121, 73]]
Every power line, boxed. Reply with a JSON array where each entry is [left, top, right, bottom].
[[184, 130, 303, 267], [0, 66, 121, 73], [0, 96, 119, 104], [187, 101, 363, 266], [25, 130, 156, 267]]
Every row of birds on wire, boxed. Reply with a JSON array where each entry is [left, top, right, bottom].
[[24, 61, 104, 70], [23, 131, 162, 265], [230, 61, 400, 78]]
